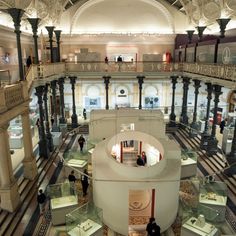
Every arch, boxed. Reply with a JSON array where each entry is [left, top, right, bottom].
[[70, 0, 174, 34]]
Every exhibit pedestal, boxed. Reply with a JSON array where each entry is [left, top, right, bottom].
[[0, 181, 21, 212], [199, 193, 227, 222], [68, 219, 103, 236], [181, 158, 197, 179], [51, 132, 63, 146], [222, 127, 233, 155], [51, 195, 78, 225], [65, 159, 88, 178], [181, 217, 219, 236]]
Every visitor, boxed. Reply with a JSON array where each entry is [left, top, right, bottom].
[[26, 56, 32, 68], [136, 155, 145, 166], [220, 118, 227, 134], [68, 170, 76, 183], [141, 151, 147, 164], [78, 134, 86, 152], [117, 55, 122, 62], [146, 217, 161, 236], [37, 189, 46, 215], [81, 169, 89, 196], [105, 56, 108, 64], [83, 108, 87, 120]]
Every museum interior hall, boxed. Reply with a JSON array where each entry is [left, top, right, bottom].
[[1, 0, 236, 235]]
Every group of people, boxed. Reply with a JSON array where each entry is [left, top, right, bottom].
[[136, 151, 147, 166], [68, 169, 89, 197]]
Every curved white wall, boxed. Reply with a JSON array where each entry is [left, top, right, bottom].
[[92, 131, 181, 235]]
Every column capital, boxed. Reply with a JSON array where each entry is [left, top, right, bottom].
[[45, 26, 55, 39], [7, 8, 24, 27], [70, 76, 77, 85], [27, 18, 40, 34], [35, 85, 44, 97], [54, 30, 62, 42], [137, 75, 145, 84], [50, 80, 57, 89], [103, 75, 111, 83], [58, 77, 65, 85]]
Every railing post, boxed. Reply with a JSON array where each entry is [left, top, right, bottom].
[[169, 75, 178, 126]]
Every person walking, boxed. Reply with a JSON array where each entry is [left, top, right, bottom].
[[68, 170, 76, 183], [146, 217, 161, 236], [81, 169, 89, 196], [37, 189, 46, 215], [141, 151, 147, 165], [78, 135, 86, 152], [83, 108, 87, 120]]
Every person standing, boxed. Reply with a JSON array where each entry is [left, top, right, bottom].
[[83, 108, 87, 120], [220, 118, 227, 134], [68, 170, 76, 183], [136, 155, 145, 166], [146, 217, 161, 236], [78, 135, 85, 152], [105, 56, 108, 64], [26, 55, 32, 68], [141, 151, 147, 165], [37, 189, 46, 215], [81, 169, 89, 196]]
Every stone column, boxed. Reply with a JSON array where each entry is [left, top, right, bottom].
[[27, 18, 40, 64], [45, 26, 55, 63], [70, 76, 78, 128], [21, 111, 38, 180], [169, 75, 178, 126], [200, 83, 213, 149], [137, 75, 145, 110], [180, 77, 190, 126], [58, 77, 66, 124], [50, 80, 60, 131], [103, 76, 111, 110], [189, 79, 201, 137], [206, 85, 222, 156], [35, 85, 49, 158], [43, 83, 54, 152], [54, 30, 62, 62], [0, 124, 21, 212], [7, 8, 25, 81]]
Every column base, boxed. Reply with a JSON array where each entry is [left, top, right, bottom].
[[71, 114, 78, 128], [200, 133, 210, 150], [59, 117, 67, 124], [0, 181, 21, 212], [23, 159, 38, 180], [39, 139, 49, 158], [179, 115, 188, 127], [189, 122, 199, 138], [46, 133, 54, 152], [206, 137, 218, 156], [52, 123, 60, 132]]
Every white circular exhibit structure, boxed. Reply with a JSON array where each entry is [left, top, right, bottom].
[[91, 109, 181, 235]]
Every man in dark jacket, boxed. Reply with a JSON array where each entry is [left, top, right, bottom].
[[146, 217, 161, 236], [37, 189, 46, 215]]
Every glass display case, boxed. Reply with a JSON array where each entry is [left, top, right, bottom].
[[64, 151, 89, 179], [181, 150, 198, 179], [222, 127, 234, 154], [199, 181, 227, 223], [47, 182, 78, 225], [66, 202, 103, 236]]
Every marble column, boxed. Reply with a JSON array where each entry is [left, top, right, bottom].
[[21, 111, 38, 180], [58, 77, 66, 124], [70, 76, 78, 128], [169, 75, 178, 126], [180, 77, 190, 126], [43, 83, 54, 152], [206, 85, 222, 156], [7, 8, 25, 81], [189, 79, 201, 137], [0, 124, 21, 212], [54, 30, 62, 62], [103, 76, 110, 110], [45, 26, 55, 63], [200, 83, 213, 149], [137, 75, 145, 110], [35, 85, 49, 158], [27, 18, 40, 64], [50, 80, 60, 131]]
